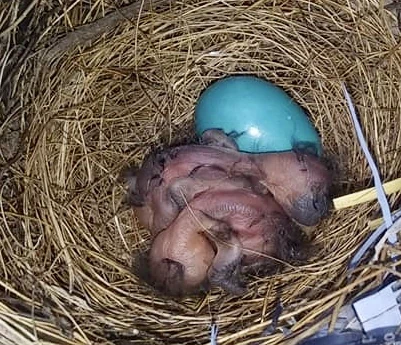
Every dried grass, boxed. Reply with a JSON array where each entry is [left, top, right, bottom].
[[1, 0, 401, 344]]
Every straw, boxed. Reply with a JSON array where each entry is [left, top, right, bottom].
[[1, 0, 401, 344]]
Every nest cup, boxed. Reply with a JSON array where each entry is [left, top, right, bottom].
[[2, 1, 401, 344]]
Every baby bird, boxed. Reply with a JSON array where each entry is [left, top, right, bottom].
[[136, 188, 308, 297], [199, 129, 333, 226], [251, 150, 332, 226], [124, 129, 331, 229], [135, 204, 243, 297], [122, 146, 255, 234]]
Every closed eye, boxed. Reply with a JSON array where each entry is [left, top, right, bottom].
[[147, 174, 163, 192]]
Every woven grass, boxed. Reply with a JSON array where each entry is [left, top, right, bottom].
[[1, 0, 401, 344]]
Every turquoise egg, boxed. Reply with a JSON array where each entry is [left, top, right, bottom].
[[194, 75, 322, 155]]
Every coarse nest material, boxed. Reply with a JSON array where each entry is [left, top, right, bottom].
[[1, 0, 401, 344]]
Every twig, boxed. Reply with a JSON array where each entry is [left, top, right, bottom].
[[40, 0, 174, 64], [0, 0, 38, 39]]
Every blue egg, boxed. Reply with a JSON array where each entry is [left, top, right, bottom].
[[194, 75, 322, 155]]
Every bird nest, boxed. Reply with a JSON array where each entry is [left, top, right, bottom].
[[1, 0, 401, 344]]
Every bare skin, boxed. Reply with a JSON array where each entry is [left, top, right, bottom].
[[251, 150, 332, 226], [123, 149, 255, 234], [188, 188, 308, 266], [123, 129, 331, 236], [138, 188, 308, 297], [198, 129, 332, 226], [199, 128, 239, 150], [137, 207, 244, 297]]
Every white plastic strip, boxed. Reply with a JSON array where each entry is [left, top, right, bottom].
[[210, 323, 218, 345], [353, 279, 401, 332], [348, 209, 401, 270], [373, 215, 401, 262], [341, 83, 394, 238]]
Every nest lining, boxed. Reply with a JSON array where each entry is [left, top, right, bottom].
[[1, 0, 401, 344]]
